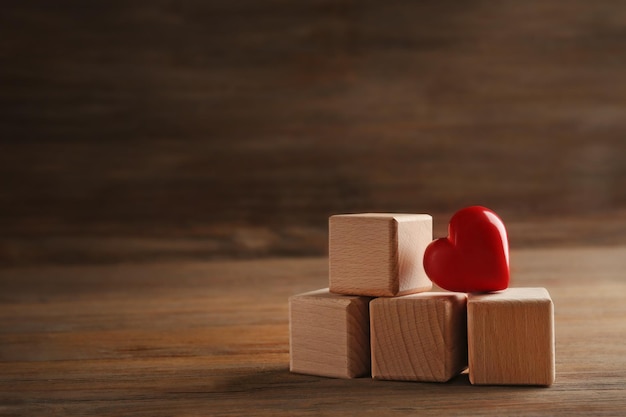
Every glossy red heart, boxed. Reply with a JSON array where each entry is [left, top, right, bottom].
[[423, 206, 509, 293]]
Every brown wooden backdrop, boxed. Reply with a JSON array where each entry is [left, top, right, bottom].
[[2, 0, 626, 265]]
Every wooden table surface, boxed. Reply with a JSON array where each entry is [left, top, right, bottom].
[[1, 245, 626, 416]]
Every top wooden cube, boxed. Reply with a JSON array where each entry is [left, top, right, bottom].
[[329, 213, 433, 297]]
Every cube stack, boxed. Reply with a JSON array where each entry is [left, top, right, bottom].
[[289, 213, 555, 386]]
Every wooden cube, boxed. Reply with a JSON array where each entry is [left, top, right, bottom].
[[370, 292, 468, 382], [468, 287, 555, 386], [289, 288, 371, 378], [329, 213, 433, 297]]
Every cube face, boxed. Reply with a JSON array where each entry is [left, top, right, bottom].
[[370, 292, 468, 382], [468, 288, 555, 386], [289, 289, 371, 378], [329, 213, 433, 297]]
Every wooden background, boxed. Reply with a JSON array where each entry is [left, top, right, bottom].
[[3, 0, 626, 265]]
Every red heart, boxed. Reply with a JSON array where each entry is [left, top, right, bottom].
[[423, 206, 510, 293]]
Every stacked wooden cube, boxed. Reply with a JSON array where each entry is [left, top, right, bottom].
[[289, 213, 555, 386]]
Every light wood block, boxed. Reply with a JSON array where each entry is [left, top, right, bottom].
[[289, 288, 371, 378], [468, 287, 555, 386], [370, 292, 468, 382], [329, 213, 433, 297]]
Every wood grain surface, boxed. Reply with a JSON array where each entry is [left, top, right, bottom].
[[370, 292, 467, 382], [289, 289, 371, 378], [329, 213, 432, 296], [3, 1, 626, 265], [468, 288, 555, 386], [3, 1, 626, 412], [2, 246, 626, 415]]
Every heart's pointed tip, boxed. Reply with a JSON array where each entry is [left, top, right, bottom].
[[468, 287, 510, 295], [438, 276, 510, 294]]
